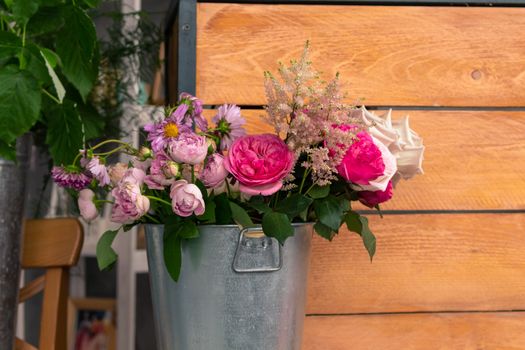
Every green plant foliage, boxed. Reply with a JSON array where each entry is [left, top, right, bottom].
[[344, 211, 376, 260], [96, 229, 119, 271], [262, 211, 294, 245], [229, 201, 254, 228], [56, 5, 98, 100], [163, 231, 182, 282], [45, 101, 84, 165], [0, 66, 41, 159]]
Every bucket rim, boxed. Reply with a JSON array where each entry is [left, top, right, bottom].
[[144, 222, 314, 229]]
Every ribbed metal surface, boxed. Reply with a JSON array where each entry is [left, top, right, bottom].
[[146, 224, 312, 350], [0, 135, 31, 350]]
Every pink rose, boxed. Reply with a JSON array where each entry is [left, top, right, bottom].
[[337, 131, 397, 192], [108, 163, 128, 185], [168, 132, 208, 165], [111, 169, 150, 224], [224, 134, 294, 196], [170, 180, 205, 217], [359, 181, 394, 208], [144, 152, 175, 190], [78, 189, 98, 221], [199, 154, 228, 188]]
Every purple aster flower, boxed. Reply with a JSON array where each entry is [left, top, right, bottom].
[[180, 92, 208, 131], [144, 104, 192, 153], [51, 166, 92, 191], [85, 157, 110, 187], [212, 104, 246, 151]]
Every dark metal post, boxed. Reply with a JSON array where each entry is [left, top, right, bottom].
[[0, 135, 31, 350]]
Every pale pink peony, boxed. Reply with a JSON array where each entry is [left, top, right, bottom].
[[170, 180, 205, 217], [78, 189, 98, 221], [111, 169, 150, 224], [199, 154, 228, 188], [224, 134, 294, 196], [168, 132, 208, 165], [358, 181, 394, 208], [108, 163, 128, 185], [144, 152, 176, 190]]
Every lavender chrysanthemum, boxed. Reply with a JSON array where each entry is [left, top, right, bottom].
[[212, 104, 246, 151], [180, 92, 208, 131], [51, 166, 92, 190], [144, 104, 191, 153], [85, 157, 110, 187]]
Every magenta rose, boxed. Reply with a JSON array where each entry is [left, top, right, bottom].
[[199, 154, 228, 188], [337, 131, 397, 192], [358, 181, 394, 208], [168, 132, 208, 165], [111, 169, 150, 224], [170, 180, 205, 217], [78, 189, 98, 222], [224, 134, 294, 196]]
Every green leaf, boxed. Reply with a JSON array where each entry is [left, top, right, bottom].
[[79, 0, 101, 8], [314, 221, 336, 241], [274, 193, 313, 219], [13, 0, 39, 25], [56, 5, 98, 100], [359, 216, 376, 261], [214, 192, 232, 225], [40, 50, 65, 103], [344, 211, 376, 261], [307, 185, 330, 199], [313, 195, 345, 232], [344, 210, 362, 234], [246, 196, 272, 214], [40, 48, 60, 68], [163, 231, 182, 282], [197, 197, 216, 222], [0, 139, 16, 161], [0, 31, 21, 65], [262, 211, 294, 245], [0, 66, 41, 144], [4, 0, 13, 8], [44, 100, 83, 164], [27, 6, 65, 36], [96, 229, 119, 271], [229, 201, 254, 228]]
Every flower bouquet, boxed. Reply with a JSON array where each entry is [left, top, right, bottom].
[[52, 45, 424, 281]]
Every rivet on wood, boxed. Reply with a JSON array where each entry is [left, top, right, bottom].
[[471, 70, 482, 80]]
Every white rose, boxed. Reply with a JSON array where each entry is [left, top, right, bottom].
[[359, 107, 425, 186]]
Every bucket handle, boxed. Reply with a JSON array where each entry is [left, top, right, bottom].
[[232, 227, 282, 273]]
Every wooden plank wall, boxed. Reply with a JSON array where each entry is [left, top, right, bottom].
[[192, 3, 525, 349]]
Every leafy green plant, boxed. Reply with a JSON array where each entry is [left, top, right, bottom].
[[0, 0, 104, 163]]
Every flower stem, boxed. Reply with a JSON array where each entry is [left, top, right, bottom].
[[94, 145, 128, 157], [146, 196, 172, 208], [144, 214, 160, 224], [42, 89, 61, 104], [91, 139, 133, 151], [298, 168, 311, 194], [95, 200, 114, 204]]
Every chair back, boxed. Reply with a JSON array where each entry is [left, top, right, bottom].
[[16, 218, 83, 350]]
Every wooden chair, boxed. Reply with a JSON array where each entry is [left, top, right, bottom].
[[15, 218, 83, 350], [167, 1, 525, 348]]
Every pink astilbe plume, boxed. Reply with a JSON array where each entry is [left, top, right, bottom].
[[264, 42, 365, 186]]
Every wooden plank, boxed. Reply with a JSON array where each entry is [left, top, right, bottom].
[[203, 109, 525, 210], [196, 4, 525, 107], [306, 213, 525, 314], [303, 312, 525, 350], [22, 218, 84, 268]]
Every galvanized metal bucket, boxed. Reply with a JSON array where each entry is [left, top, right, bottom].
[[145, 224, 313, 350]]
